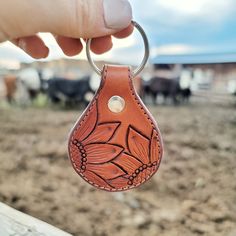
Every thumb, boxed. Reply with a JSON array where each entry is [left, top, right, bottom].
[[41, 0, 133, 38], [0, 0, 133, 41]]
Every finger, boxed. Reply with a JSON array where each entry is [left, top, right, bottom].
[[54, 36, 83, 56], [90, 36, 113, 55], [1, 0, 132, 43], [11, 35, 49, 59], [38, 0, 132, 39], [113, 24, 134, 39]]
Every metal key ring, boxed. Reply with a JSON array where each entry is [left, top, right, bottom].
[[86, 20, 150, 78]]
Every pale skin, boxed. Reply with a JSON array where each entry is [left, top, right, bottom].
[[0, 0, 133, 58]]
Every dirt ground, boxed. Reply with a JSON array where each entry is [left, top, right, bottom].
[[0, 98, 236, 236]]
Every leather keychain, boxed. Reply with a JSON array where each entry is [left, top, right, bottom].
[[68, 21, 163, 192]]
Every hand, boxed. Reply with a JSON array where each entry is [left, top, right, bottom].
[[0, 0, 133, 59]]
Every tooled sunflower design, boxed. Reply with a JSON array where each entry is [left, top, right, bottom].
[[113, 126, 161, 186], [69, 102, 162, 190]]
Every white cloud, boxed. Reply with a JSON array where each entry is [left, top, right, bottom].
[[133, 0, 235, 26], [157, 0, 233, 16], [0, 42, 33, 69], [0, 42, 30, 61], [151, 44, 197, 57]]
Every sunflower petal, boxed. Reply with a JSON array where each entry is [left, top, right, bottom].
[[108, 177, 129, 189], [73, 102, 98, 142], [87, 163, 126, 180], [113, 153, 142, 174], [83, 122, 120, 145], [85, 144, 123, 164], [127, 127, 150, 164], [84, 170, 113, 189]]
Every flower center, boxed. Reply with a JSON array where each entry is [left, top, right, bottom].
[[128, 162, 158, 185], [73, 139, 87, 172]]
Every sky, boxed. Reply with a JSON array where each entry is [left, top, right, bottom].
[[1, 0, 236, 68]]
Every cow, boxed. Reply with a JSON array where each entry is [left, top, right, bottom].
[[47, 76, 94, 107], [179, 87, 192, 103], [3, 74, 17, 103], [2, 69, 46, 105], [143, 77, 192, 105], [144, 77, 181, 105], [18, 68, 42, 101]]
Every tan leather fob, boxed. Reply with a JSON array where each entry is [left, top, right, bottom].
[[68, 65, 163, 191]]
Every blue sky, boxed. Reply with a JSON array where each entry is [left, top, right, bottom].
[[133, 0, 236, 49], [1, 0, 236, 67], [132, 0, 236, 63]]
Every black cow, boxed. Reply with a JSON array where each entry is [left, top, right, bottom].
[[179, 87, 192, 103], [143, 77, 191, 105], [47, 76, 94, 107], [144, 77, 181, 105]]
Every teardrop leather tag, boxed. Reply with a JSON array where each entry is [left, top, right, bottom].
[[68, 65, 163, 191]]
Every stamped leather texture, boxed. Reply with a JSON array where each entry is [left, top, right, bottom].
[[68, 65, 163, 191]]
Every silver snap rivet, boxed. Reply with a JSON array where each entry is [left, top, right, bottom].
[[108, 96, 125, 113]]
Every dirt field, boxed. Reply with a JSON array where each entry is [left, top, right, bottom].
[[0, 99, 236, 236]]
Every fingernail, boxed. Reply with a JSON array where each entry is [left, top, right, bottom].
[[103, 0, 132, 29], [18, 38, 27, 52]]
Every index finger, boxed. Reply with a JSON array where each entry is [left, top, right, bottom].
[[112, 24, 134, 39]]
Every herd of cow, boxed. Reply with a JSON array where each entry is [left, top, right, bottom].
[[2, 72, 94, 107], [1, 69, 192, 107]]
